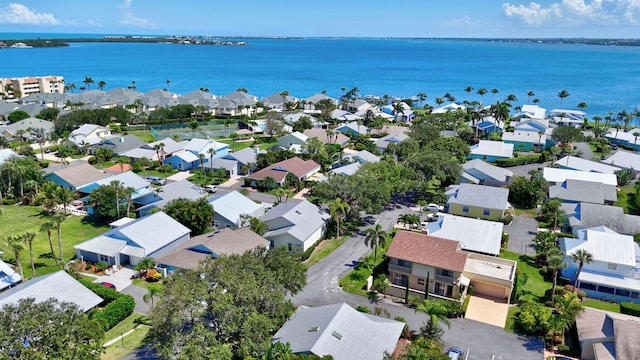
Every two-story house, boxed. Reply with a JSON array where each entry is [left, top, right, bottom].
[[560, 226, 640, 304]]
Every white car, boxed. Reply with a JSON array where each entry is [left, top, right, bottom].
[[424, 203, 444, 212], [426, 212, 443, 222], [204, 185, 218, 193]]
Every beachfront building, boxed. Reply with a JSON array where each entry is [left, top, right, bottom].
[[549, 109, 585, 128], [0, 75, 64, 99], [468, 140, 513, 162]]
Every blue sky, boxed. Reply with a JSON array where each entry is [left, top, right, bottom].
[[0, 1, 638, 38]]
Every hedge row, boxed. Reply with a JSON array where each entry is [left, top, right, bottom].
[[79, 278, 121, 305], [91, 295, 136, 329], [495, 154, 541, 167], [620, 302, 640, 317]]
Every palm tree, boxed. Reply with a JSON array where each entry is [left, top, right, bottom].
[[571, 249, 593, 291], [550, 146, 562, 166], [364, 224, 388, 276], [110, 180, 125, 220], [557, 90, 570, 108], [476, 88, 488, 104], [392, 102, 405, 121], [434, 97, 445, 107], [576, 102, 587, 113], [328, 198, 350, 238], [123, 187, 135, 218], [553, 292, 584, 338], [463, 86, 474, 101], [417, 92, 428, 107], [64, 83, 76, 93], [415, 299, 451, 328], [505, 93, 518, 104], [189, 121, 199, 137], [548, 253, 567, 302], [490, 88, 500, 101], [21, 232, 37, 278], [153, 142, 165, 165], [83, 76, 94, 90], [39, 221, 58, 266], [51, 213, 66, 262], [5, 235, 25, 280], [143, 286, 163, 308], [134, 257, 156, 274], [140, 157, 150, 177], [527, 91, 535, 103], [166, 79, 171, 91], [55, 187, 75, 215], [632, 131, 640, 152], [537, 130, 545, 150], [198, 153, 205, 179], [97, 80, 106, 90]]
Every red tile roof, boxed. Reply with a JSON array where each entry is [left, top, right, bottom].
[[247, 157, 320, 182], [386, 230, 468, 272]]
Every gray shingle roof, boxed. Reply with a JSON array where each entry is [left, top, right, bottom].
[[462, 159, 513, 183], [263, 200, 328, 244], [0, 271, 102, 312], [272, 303, 404, 360], [447, 183, 509, 210], [208, 190, 263, 225], [224, 147, 257, 165], [566, 203, 640, 235], [549, 179, 617, 204]]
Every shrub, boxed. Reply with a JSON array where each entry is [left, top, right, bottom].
[[496, 154, 541, 167], [500, 215, 513, 225], [78, 279, 120, 304], [39, 160, 49, 168], [501, 232, 510, 247], [92, 295, 135, 329], [620, 302, 640, 317], [2, 198, 18, 205], [94, 261, 109, 272], [563, 285, 586, 299], [407, 295, 421, 308], [467, 284, 475, 295], [147, 272, 162, 282], [355, 305, 371, 313], [87, 156, 98, 165], [84, 263, 93, 271], [557, 276, 570, 286]]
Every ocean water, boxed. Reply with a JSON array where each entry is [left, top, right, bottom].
[[1, 35, 639, 118]]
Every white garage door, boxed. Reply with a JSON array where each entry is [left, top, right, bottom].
[[473, 281, 505, 301]]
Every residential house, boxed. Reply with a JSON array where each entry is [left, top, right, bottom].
[[432, 103, 464, 114], [343, 149, 380, 164], [272, 303, 404, 360], [561, 202, 640, 236], [347, 99, 375, 113], [262, 92, 298, 110], [425, 214, 504, 256], [468, 140, 514, 162], [155, 227, 269, 272], [511, 105, 546, 121], [543, 167, 618, 187], [303, 128, 350, 145], [282, 112, 316, 125], [1, 117, 54, 140], [336, 121, 369, 137], [559, 226, 640, 304], [208, 190, 264, 229], [549, 179, 617, 205], [44, 162, 110, 191], [502, 127, 550, 151], [163, 138, 228, 171], [74, 211, 191, 267], [330, 109, 360, 122], [474, 117, 503, 135], [575, 307, 640, 360], [136, 179, 205, 217], [141, 138, 187, 162], [200, 158, 239, 176], [261, 199, 328, 253], [460, 159, 513, 187], [277, 131, 308, 149], [602, 151, 640, 176], [0, 271, 101, 312], [386, 231, 516, 303], [372, 131, 409, 152], [93, 134, 146, 156], [446, 183, 509, 221], [329, 163, 361, 177], [246, 157, 321, 186], [555, 155, 618, 174], [81, 171, 152, 210], [605, 129, 640, 151], [69, 124, 111, 146], [0, 259, 22, 291], [381, 102, 414, 122], [0, 148, 19, 164], [550, 109, 585, 128], [222, 147, 258, 175], [302, 93, 338, 113]]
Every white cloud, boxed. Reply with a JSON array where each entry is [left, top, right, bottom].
[[439, 15, 473, 26], [0, 3, 61, 25], [503, 0, 640, 25], [119, 0, 154, 28]]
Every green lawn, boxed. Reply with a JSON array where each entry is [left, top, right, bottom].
[[582, 299, 621, 313], [304, 237, 347, 267], [0, 205, 110, 278], [504, 305, 520, 333], [615, 184, 639, 215], [132, 278, 164, 292], [500, 250, 552, 303], [339, 244, 390, 296], [101, 313, 151, 360]]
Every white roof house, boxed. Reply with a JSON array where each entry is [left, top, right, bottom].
[[543, 167, 618, 186], [469, 140, 514, 159], [602, 151, 640, 171], [272, 303, 404, 360], [512, 104, 546, 120], [208, 190, 264, 228], [0, 271, 102, 312], [0, 259, 22, 291], [563, 227, 637, 267], [425, 214, 504, 256], [262, 199, 329, 253], [0, 148, 19, 164], [556, 156, 619, 174], [460, 159, 513, 186]]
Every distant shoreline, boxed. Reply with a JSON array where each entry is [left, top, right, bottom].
[[1, 36, 640, 48]]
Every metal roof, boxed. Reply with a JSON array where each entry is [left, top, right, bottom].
[[208, 190, 263, 225], [446, 183, 509, 211], [562, 226, 636, 266], [543, 167, 618, 186], [272, 303, 404, 360], [0, 271, 102, 312], [116, 211, 191, 255], [556, 156, 619, 174], [469, 140, 513, 158], [74, 235, 127, 257], [462, 159, 513, 183], [427, 214, 503, 256], [602, 151, 640, 170]]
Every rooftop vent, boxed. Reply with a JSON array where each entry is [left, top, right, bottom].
[[331, 331, 342, 340], [308, 326, 320, 332]]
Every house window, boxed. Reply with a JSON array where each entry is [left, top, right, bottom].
[[99, 254, 110, 263], [597, 285, 615, 294], [483, 209, 490, 216], [393, 273, 408, 287], [631, 292, 639, 299], [462, 206, 470, 213], [434, 282, 446, 296], [288, 243, 292, 252], [607, 263, 618, 271], [616, 289, 631, 297], [269, 240, 274, 248], [579, 282, 597, 291], [438, 269, 454, 278], [212, 220, 220, 228], [417, 278, 425, 285], [178, 162, 183, 169], [397, 259, 411, 269]]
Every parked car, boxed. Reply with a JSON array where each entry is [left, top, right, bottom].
[[447, 347, 465, 360], [146, 176, 166, 185], [204, 184, 218, 193], [100, 282, 116, 290], [423, 203, 444, 212], [426, 212, 443, 222]]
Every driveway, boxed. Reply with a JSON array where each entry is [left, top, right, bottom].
[[464, 296, 509, 328], [572, 142, 596, 161], [121, 284, 151, 315], [504, 215, 537, 255]]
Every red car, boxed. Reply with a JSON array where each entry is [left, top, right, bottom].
[[100, 282, 116, 290]]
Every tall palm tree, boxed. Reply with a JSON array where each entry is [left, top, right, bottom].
[[490, 88, 500, 101], [110, 180, 125, 220], [548, 253, 567, 302], [198, 153, 205, 179], [416, 92, 428, 107], [143, 286, 163, 308], [56, 187, 75, 215], [527, 90, 535, 104], [464, 86, 474, 100], [557, 89, 570, 108], [476, 88, 488, 104], [5, 235, 25, 280], [51, 213, 66, 262], [83, 76, 94, 90], [97, 80, 106, 90], [328, 198, 350, 238], [434, 97, 445, 107], [153, 142, 165, 165], [392, 102, 405, 121], [189, 121, 199, 137], [364, 224, 388, 276], [21, 232, 37, 278], [553, 292, 584, 338], [39, 221, 58, 266], [123, 187, 135, 218], [571, 249, 593, 291]]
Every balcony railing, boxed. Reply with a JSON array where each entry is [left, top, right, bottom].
[[435, 274, 455, 284], [389, 263, 411, 274]]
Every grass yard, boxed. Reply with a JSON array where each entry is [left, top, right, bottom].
[[504, 305, 520, 333], [614, 184, 639, 215], [500, 250, 552, 303], [339, 245, 390, 296], [134, 133, 157, 143], [132, 278, 164, 292], [101, 313, 151, 360], [0, 205, 110, 278], [304, 237, 347, 267], [582, 299, 621, 313]]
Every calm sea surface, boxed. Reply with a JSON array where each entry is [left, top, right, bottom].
[[1, 34, 639, 117]]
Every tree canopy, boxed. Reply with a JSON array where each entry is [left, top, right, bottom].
[[164, 197, 214, 235], [150, 248, 306, 359]]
